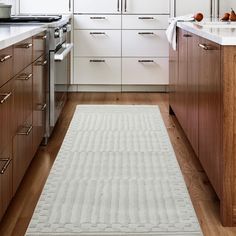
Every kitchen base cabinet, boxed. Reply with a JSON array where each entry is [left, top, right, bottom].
[[169, 27, 236, 226]]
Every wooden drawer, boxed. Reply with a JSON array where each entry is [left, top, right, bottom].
[[122, 58, 169, 85], [74, 15, 121, 29], [74, 58, 121, 85], [123, 0, 169, 14], [74, 30, 121, 57], [122, 15, 169, 30], [14, 37, 33, 75], [0, 158, 12, 221], [0, 46, 13, 88], [122, 30, 169, 57], [0, 79, 13, 157], [33, 31, 47, 62]]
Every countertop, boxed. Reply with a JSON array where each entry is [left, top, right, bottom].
[[177, 20, 236, 45], [0, 14, 71, 50]]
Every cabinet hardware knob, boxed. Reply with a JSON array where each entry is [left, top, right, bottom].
[[0, 54, 12, 63], [0, 159, 11, 175], [90, 17, 106, 20], [17, 125, 33, 136], [138, 32, 154, 35], [36, 60, 47, 66], [16, 43, 33, 49], [16, 73, 33, 80], [90, 32, 106, 35], [138, 60, 155, 63], [90, 59, 106, 63], [0, 92, 12, 104], [138, 17, 154, 20]]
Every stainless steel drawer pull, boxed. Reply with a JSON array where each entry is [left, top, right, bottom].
[[17, 125, 33, 136], [0, 92, 12, 104], [198, 43, 213, 50], [36, 60, 47, 66], [138, 32, 154, 35], [0, 54, 12, 63], [90, 32, 106, 35], [17, 43, 33, 49], [0, 159, 11, 175], [90, 60, 106, 63], [124, 0, 127, 12], [17, 73, 33, 80], [138, 17, 155, 20], [117, 0, 120, 12], [138, 60, 154, 63], [41, 103, 47, 111], [35, 35, 47, 40], [90, 17, 106, 20]]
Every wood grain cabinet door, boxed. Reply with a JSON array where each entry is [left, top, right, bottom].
[[186, 33, 200, 156], [32, 56, 47, 156], [198, 37, 222, 197], [175, 29, 188, 133]]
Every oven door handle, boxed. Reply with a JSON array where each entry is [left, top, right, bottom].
[[54, 43, 73, 61]]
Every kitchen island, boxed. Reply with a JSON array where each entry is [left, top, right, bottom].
[[169, 20, 236, 226]]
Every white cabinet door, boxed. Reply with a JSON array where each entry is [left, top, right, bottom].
[[74, 30, 121, 57], [74, 58, 121, 85], [19, 0, 71, 14], [122, 58, 169, 85], [74, 0, 120, 14], [123, 0, 170, 14], [122, 30, 169, 57]]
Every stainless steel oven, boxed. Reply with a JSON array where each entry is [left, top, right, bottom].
[[46, 21, 73, 139]]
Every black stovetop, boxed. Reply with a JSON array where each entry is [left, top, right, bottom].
[[0, 15, 62, 23]]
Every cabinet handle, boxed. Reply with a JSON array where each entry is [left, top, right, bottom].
[[138, 32, 154, 35], [138, 60, 154, 63], [90, 17, 106, 20], [117, 0, 120, 12], [16, 43, 33, 49], [17, 125, 33, 136], [0, 54, 12, 63], [36, 60, 47, 66], [198, 43, 214, 50], [90, 32, 106, 35], [183, 34, 192, 38], [16, 73, 33, 80], [90, 59, 105, 63], [138, 17, 154, 20], [124, 0, 127, 12], [35, 35, 47, 40], [41, 103, 47, 111], [0, 92, 12, 104], [0, 159, 11, 175]]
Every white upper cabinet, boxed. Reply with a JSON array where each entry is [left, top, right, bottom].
[[74, 0, 120, 14], [19, 0, 71, 14], [123, 0, 170, 14]]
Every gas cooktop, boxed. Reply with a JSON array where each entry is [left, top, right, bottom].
[[0, 15, 62, 23]]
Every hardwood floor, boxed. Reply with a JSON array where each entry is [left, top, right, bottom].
[[0, 92, 236, 236]]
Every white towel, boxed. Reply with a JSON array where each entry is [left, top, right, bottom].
[[166, 15, 195, 51]]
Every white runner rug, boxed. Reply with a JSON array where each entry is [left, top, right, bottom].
[[26, 105, 203, 236]]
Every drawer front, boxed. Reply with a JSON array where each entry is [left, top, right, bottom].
[[74, 58, 121, 85], [14, 37, 33, 75], [74, 15, 121, 29], [122, 58, 169, 85], [74, 0, 120, 14], [0, 158, 12, 221], [74, 30, 121, 57], [124, 0, 169, 14], [122, 15, 169, 29], [0, 46, 13, 87], [122, 30, 169, 57], [33, 31, 47, 61]]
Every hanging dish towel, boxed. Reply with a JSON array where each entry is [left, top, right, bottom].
[[166, 15, 195, 51]]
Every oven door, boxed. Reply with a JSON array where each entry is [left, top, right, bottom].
[[50, 43, 73, 128]]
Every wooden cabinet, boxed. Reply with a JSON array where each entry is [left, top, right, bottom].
[[33, 32, 47, 62], [32, 56, 47, 156], [13, 65, 33, 194], [198, 38, 222, 196]]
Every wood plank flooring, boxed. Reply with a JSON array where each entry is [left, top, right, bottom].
[[0, 92, 236, 236]]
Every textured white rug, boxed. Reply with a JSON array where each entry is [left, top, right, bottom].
[[26, 105, 203, 236]]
